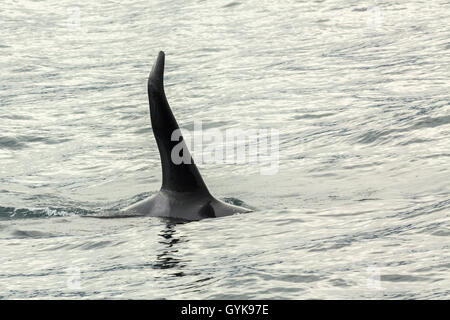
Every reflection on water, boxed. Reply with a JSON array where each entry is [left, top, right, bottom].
[[153, 223, 188, 276]]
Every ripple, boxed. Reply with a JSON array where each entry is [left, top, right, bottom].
[[0, 206, 95, 220], [293, 112, 335, 120], [0, 135, 71, 150], [381, 274, 429, 282], [222, 2, 241, 8], [10, 230, 56, 239], [412, 115, 450, 130], [431, 229, 450, 237], [0, 136, 27, 150], [357, 115, 450, 144], [75, 240, 115, 250]]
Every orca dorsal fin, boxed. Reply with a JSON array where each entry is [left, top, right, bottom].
[[147, 51, 210, 194]]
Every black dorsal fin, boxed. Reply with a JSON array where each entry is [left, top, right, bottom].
[[147, 51, 210, 194]]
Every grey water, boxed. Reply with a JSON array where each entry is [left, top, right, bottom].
[[0, 0, 449, 299]]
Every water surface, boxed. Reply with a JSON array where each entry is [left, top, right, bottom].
[[0, 0, 449, 299]]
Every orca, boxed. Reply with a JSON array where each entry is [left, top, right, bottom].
[[117, 51, 251, 221]]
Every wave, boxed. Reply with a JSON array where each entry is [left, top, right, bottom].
[[0, 135, 71, 150], [0, 206, 95, 220], [0, 192, 152, 220], [357, 115, 450, 145]]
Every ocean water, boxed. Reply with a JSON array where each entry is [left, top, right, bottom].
[[0, 0, 449, 299]]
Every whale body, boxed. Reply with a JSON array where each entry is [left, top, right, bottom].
[[118, 51, 250, 221]]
